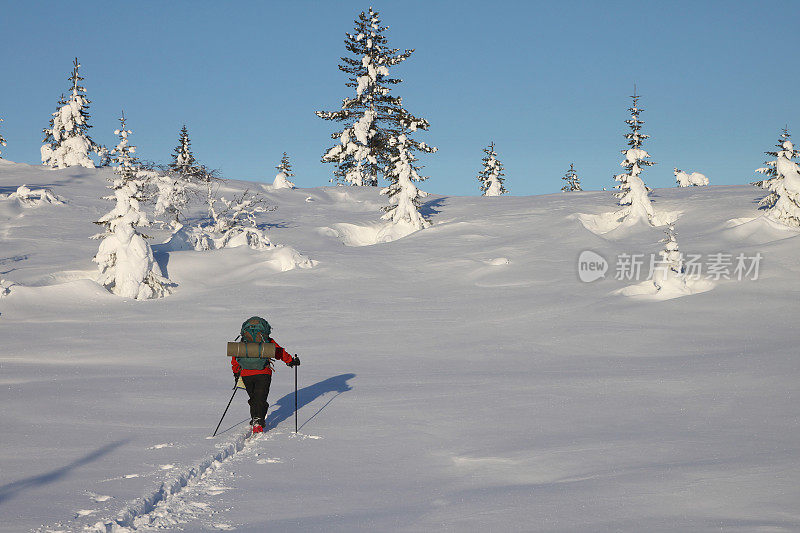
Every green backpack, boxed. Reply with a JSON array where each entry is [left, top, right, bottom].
[[236, 316, 272, 370]]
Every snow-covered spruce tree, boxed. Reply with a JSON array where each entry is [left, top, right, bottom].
[[561, 163, 582, 192], [753, 128, 800, 209], [41, 58, 100, 168], [759, 134, 800, 227], [169, 125, 196, 176], [613, 89, 655, 221], [316, 7, 435, 186], [477, 142, 507, 196], [653, 223, 686, 290], [381, 131, 434, 230], [93, 113, 173, 299], [0, 117, 6, 158], [273, 152, 296, 189]]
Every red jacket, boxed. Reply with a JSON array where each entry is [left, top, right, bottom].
[[231, 338, 294, 376]]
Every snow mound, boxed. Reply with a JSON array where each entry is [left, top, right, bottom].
[[721, 215, 800, 244], [259, 246, 316, 272], [272, 173, 295, 190], [320, 220, 421, 246], [615, 277, 715, 301], [574, 208, 680, 237]]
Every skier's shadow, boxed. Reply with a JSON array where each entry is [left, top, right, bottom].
[[0, 439, 128, 505], [267, 373, 355, 431]]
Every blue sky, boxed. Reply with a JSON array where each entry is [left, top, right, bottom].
[[1, 1, 798, 195]]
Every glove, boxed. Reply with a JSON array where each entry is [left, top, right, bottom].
[[234, 373, 240, 385], [287, 356, 300, 367]]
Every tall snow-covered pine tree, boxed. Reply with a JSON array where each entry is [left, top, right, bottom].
[[316, 7, 435, 186], [41, 58, 99, 168], [613, 88, 655, 222], [477, 142, 507, 196], [93, 112, 173, 299]]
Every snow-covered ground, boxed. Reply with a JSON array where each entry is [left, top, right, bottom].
[[1, 160, 799, 532]]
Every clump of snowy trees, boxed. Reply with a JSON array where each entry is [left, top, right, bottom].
[[317, 7, 435, 230], [753, 128, 800, 227], [477, 142, 507, 196], [41, 58, 102, 169], [561, 163, 581, 192], [613, 89, 656, 223], [273, 153, 296, 189], [92, 113, 174, 300]]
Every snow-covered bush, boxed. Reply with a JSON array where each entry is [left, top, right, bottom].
[[316, 7, 435, 186], [674, 168, 709, 187], [273, 153, 296, 189], [613, 90, 656, 223], [41, 58, 100, 169], [93, 114, 173, 299], [4, 185, 64, 207], [561, 163, 582, 192], [381, 133, 430, 230], [164, 189, 275, 251], [477, 142, 507, 196], [207, 190, 274, 249]]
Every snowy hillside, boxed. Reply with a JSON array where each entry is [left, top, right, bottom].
[[1, 160, 800, 532]]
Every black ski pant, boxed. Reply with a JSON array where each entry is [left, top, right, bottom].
[[242, 373, 272, 426]]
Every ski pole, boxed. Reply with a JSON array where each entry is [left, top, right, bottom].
[[294, 360, 298, 434], [212, 380, 239, 437]]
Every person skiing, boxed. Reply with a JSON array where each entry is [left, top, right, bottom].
[[231, 317, 300, 433]]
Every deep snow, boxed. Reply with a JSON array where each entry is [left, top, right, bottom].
[[1, 160, 799, 532]]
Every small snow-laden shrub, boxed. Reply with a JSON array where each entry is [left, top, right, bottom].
[[674, 168, 709, 187], [162, 190, 275, 251], [652, 224, 686, 291], [161, 224, 271, 252], [5, 184, 64, 207]]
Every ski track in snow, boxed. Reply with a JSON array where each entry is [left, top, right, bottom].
[[84, 429, 272, 532]]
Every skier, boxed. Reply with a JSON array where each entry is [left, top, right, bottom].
[[231, 317, 300, 433]]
